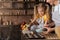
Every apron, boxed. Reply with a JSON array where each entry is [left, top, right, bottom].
[[31, 16, 44, 33]]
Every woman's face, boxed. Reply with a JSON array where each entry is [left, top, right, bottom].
[[47, 0, 54, 5], [37, 7, 45, 17]]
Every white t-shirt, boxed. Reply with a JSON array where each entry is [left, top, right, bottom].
[[52, 4, 60, 26]]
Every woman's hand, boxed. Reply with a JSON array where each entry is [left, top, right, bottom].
[[46, 27, 52, 32], [43, 27, 54, 34]]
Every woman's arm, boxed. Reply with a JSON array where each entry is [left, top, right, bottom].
[[47, 21, 55, 27], [44, 20, 55, 28], [43, 27, 55, 34]]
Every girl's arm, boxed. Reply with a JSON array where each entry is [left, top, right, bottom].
[[28, 18, 37, 30], [29, 18, 37, 26]]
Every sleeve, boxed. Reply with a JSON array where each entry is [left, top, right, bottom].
[[44, 15, 49, 22]]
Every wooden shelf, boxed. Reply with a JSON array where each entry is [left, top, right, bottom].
[[0, 8, 34, 10], [0, 1, 35, 3], [0, 1, 23, 3], [0, 14, 33, 16]]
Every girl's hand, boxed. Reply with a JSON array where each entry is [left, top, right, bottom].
[[28, 27, 31, 30], [33, 21, 39, 25], [30, 19, 33, 22], [44, 24, 49, 27]]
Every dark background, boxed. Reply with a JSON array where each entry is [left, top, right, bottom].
[[0, 0, 46, 40]]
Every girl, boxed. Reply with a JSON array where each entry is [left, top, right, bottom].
[[29, 2, 54, 33]]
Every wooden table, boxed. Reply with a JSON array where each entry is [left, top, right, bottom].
[[22, 30, 59, 40]]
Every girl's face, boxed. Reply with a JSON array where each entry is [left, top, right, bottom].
[[37, 7, 45, 17]]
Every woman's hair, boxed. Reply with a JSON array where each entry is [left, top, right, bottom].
[[45, 2, 52, 22], [34, 2, 52, 21]]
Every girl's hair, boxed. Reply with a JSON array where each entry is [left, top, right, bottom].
[[34, 2, 47, 19], [34, 2, 52, 21]]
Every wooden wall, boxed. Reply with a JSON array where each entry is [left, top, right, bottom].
[[0, 0, 45, 25]]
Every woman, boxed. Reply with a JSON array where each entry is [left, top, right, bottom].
[[45, 0, 60, 38]]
